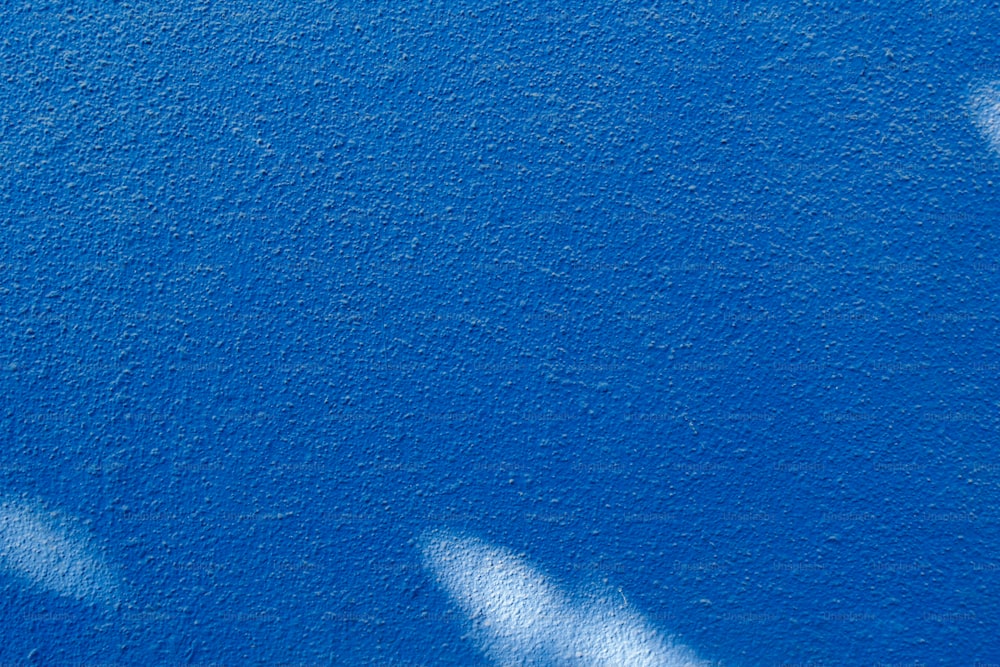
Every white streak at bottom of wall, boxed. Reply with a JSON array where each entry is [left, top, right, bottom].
[[420, 530, 708, 667], [0, 497, 120, 605]]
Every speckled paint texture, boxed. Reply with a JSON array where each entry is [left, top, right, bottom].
[[1, 1, 999, 665]]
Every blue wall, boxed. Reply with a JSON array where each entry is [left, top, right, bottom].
[[1, 1, 999, 665]]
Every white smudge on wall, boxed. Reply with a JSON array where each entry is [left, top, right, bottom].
[[0, 498, 120, 604], [421, 530, 707, 667], [970, 82, 1000, 155]]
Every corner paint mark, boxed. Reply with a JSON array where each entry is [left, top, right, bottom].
[[970, 81, 1000, 156], [420, 530, 708, 666], [0, 498, 120, 605]]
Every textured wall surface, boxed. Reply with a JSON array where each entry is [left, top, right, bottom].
[[2, 1, 999, 665]]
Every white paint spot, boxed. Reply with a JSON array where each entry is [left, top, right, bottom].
[[0, 498, 120, 604], [970, 82, 1000, 155], [421, 531, 708, 666]]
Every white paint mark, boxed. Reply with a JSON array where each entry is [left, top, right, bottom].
[[970, 81, 1000, 156], [420, 530, 708, 666], [0, 498, 120, 604]]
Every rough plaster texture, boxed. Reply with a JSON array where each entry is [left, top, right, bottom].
[[1, 1, 999, 665]]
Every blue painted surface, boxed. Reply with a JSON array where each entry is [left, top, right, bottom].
[[1, 1, 999, 665]]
